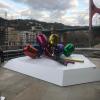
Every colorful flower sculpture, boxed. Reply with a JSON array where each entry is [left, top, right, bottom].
[[23, 33, 83, 66]]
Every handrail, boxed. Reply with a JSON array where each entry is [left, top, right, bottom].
[[3, 49, 23, 53], [3, 49, 24, 60], [75, 48, 100, 51], [1, 48, 100, 61]]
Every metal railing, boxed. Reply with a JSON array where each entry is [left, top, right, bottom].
[[3, 49, 24, 60], [1, 47, 100, 62], [75, 48, 100, 58]]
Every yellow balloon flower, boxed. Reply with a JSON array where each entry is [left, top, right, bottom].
[[49, 34, 59, 46]]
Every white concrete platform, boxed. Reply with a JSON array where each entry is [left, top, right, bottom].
[[3, 54, 100, 86]]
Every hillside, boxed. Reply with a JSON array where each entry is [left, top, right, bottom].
[[0, 17, 85, 31], [8, 19, 72, 31]]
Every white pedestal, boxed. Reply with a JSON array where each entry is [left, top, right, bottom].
[[3, 54, 100, 86]]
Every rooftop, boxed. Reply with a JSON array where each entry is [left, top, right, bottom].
[[0, 57, 100, 100]]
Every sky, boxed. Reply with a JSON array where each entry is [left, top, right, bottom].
[[0, 0, 100, 26]]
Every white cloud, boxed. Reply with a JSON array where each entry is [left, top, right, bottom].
[[12, 0, 90, 25], [70, 0, 78, 8], [93, 0, 100, 8], [15, 0, 79, 24], [0, 2, 10, 9], [14, 0, 76, 11], [0, 0, 100, 26], [92, 14, 100, 26]]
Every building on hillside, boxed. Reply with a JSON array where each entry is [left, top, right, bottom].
[[32, 24, 44, 33], [5, 27, 20, 49], [0, 18, 8, 47], [19, 31, 35, 46]]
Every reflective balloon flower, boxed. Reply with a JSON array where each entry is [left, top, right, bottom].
[[63, 43, 75, 57], [23, 45, 38, 58], [36, 33, 47, 47], [49, 34, 59, 46], [33, 43, 43, 57]]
